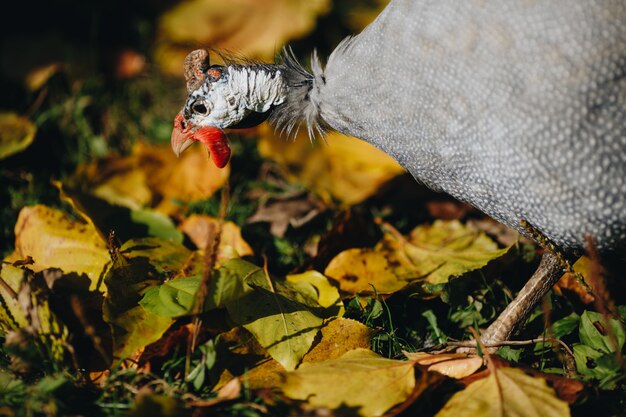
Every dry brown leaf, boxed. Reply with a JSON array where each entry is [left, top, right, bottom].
[[405, 352, 483, 379], [179, 214, 253, 258], [247, 191, 325, 237], [258, 126, 405, 205], [192, 378, 241, 407], [555, 256, 595, 304], [155, 0, 330, 76]]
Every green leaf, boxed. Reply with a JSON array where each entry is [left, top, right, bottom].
[[103, 237, 195, 360], [138, 259, 263, 317], [579, 310, 625, 354], [226, 285, 328, 371], [130, 209, 184, 243], [497, 346, 523, 362], [0, 112, 36, 160], [139, 276, 201, 317], [573, 344, 623, 389], [534, 313, 580, 354], [225, 266, 342, 370], [436, 367, 570, 417]]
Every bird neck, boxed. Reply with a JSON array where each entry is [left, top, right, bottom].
[[226, 65, 288, 114], [269, 49, 328, 140]]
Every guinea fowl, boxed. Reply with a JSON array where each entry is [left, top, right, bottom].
[[171, 0, 626, 346]]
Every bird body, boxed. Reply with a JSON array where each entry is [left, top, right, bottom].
[[314, 0, 626, 258], [172, 0, 626, 342]]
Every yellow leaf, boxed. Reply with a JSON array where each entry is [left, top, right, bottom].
[[258, 127, 405, 205], [0, 264, 29, 331], [71, 142, 228, 215], [281, 348, 416, 417], [324, 248, 413, 294], [286, 270, 343, 311], [6, 206, 109, 290], [179, 214, 253, 259], [155, 0, 330, 75], [212, 326, 285, 391], [302, 318, 372, 363], [436, 367, 570, 417], [0, 112, 36, 160], [325, 220, 512, 295], [404, 220, 511, 286]]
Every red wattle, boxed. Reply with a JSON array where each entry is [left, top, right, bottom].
[[193, 126, 231, 168]]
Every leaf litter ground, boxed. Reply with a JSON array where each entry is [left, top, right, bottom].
[[1, 2, 626, 416]]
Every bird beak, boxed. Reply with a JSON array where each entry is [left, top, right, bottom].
[[171, 112, 196, 158], [171, 128, 195, 158], [170, 113, 231, 168]]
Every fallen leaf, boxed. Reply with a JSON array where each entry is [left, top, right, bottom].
[[24, 63, 61, 91], [226, 284, 331, 371], [212, 326, 285, 391], [302, 318, 372, 363], [555, 257, 595, 304], [102, 238, 197, 361], [0, 264, 29, 331], [281, 348, 416, 417], [139, 258, 263, 317], [191, 378, 241, 407], [225, 265, 342, 370], [436, 366, 570, 417], [247, 191, 325, 237], [155, 0, 330, 75], [325, 220, 512, 295], [258, 127, 405, 205], [286, 270, 343, 312], [70, 142, 228, 216], [6, 205, 109, 290], [0, 112, 37, 160], [57, 182, 184, 245], [179, 214, 253, 257], [405, 352, 483, 379]]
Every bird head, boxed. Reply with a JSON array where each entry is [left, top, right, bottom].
[[171, 49, 286, 167]]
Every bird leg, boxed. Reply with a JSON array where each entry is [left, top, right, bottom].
[[480, 251, 564, 346]]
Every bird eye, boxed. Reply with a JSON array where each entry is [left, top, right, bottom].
[[192, 101, 210, 115]]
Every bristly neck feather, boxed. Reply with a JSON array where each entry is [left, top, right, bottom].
[[221, 48, 327, 141], [270, 48, 328, 141]]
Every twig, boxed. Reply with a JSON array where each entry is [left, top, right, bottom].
[[185, 182, 230, 378], [446, 337, 574, 358]]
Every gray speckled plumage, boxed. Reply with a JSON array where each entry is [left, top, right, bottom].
[[173, 0, 626, 345], [308, 0, 626, 258]]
